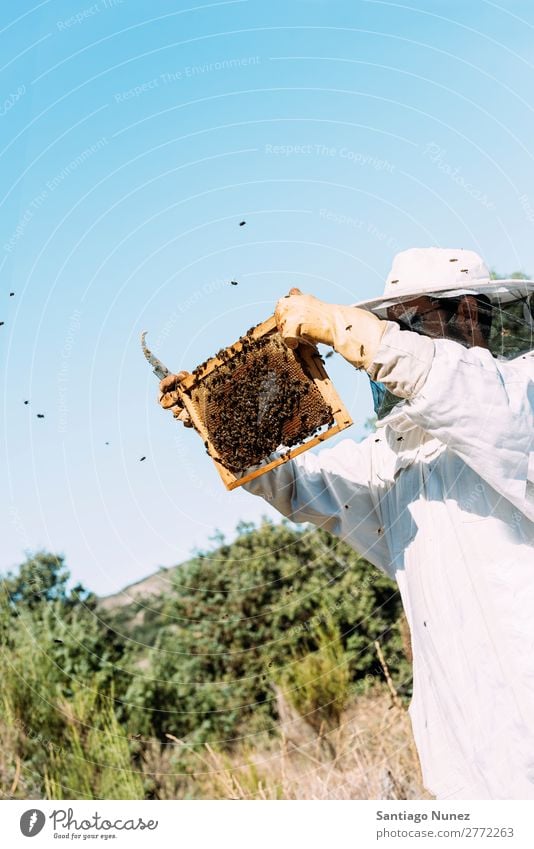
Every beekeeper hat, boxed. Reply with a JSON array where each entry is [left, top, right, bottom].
[[356, 247, 534, 317]]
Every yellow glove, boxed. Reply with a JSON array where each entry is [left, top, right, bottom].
[[275, 288, 387, 370]]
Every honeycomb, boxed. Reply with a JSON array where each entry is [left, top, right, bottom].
[[188, 333, 334, 471]]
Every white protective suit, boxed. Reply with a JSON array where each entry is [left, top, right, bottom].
[[244, 322, 534, 800]]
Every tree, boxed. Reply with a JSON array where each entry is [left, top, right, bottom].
[[1, 552, 90, 611]]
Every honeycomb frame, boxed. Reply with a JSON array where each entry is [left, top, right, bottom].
[[176, 315, 353, 490]]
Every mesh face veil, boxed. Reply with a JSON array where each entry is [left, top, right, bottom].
[[488, 292, 534, 359], [370, 292, 534, 420]]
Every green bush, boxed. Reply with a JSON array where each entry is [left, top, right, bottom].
[[0, 553, 134, 796], [277, 617, 350, 734], [124, 520, 408, 746], [44, 687, 145, 800]]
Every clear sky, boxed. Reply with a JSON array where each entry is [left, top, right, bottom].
[[2, 0, 534, 595]]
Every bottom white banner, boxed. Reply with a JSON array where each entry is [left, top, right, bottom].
[[3, 799, 534, 848]]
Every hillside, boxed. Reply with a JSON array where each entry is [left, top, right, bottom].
[[98, 565, 180, 611]]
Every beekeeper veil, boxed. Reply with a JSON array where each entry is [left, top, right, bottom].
[[355, 248, 534, 419]]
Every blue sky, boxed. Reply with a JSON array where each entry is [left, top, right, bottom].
[[2, 0, 534, 595]]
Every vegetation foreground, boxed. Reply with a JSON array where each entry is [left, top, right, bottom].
[[0, 521, 428, 799]]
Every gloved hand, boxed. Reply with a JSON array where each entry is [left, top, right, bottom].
[[275, 288, 387, 370], [159, 371, 193, 426]]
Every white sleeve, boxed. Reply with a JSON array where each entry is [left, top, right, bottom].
[[242, 437, 392, 572], [368, 323, 534, 522]]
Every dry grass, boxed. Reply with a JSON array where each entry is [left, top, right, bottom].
[[168, 687, 432, 800]]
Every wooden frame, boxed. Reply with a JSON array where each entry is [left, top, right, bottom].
[[173, 315, 353, 490]]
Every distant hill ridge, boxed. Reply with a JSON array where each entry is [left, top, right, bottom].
[[98, 564, 181, 611]]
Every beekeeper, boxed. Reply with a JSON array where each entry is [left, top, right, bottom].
[[160, 247, 534, 800]]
